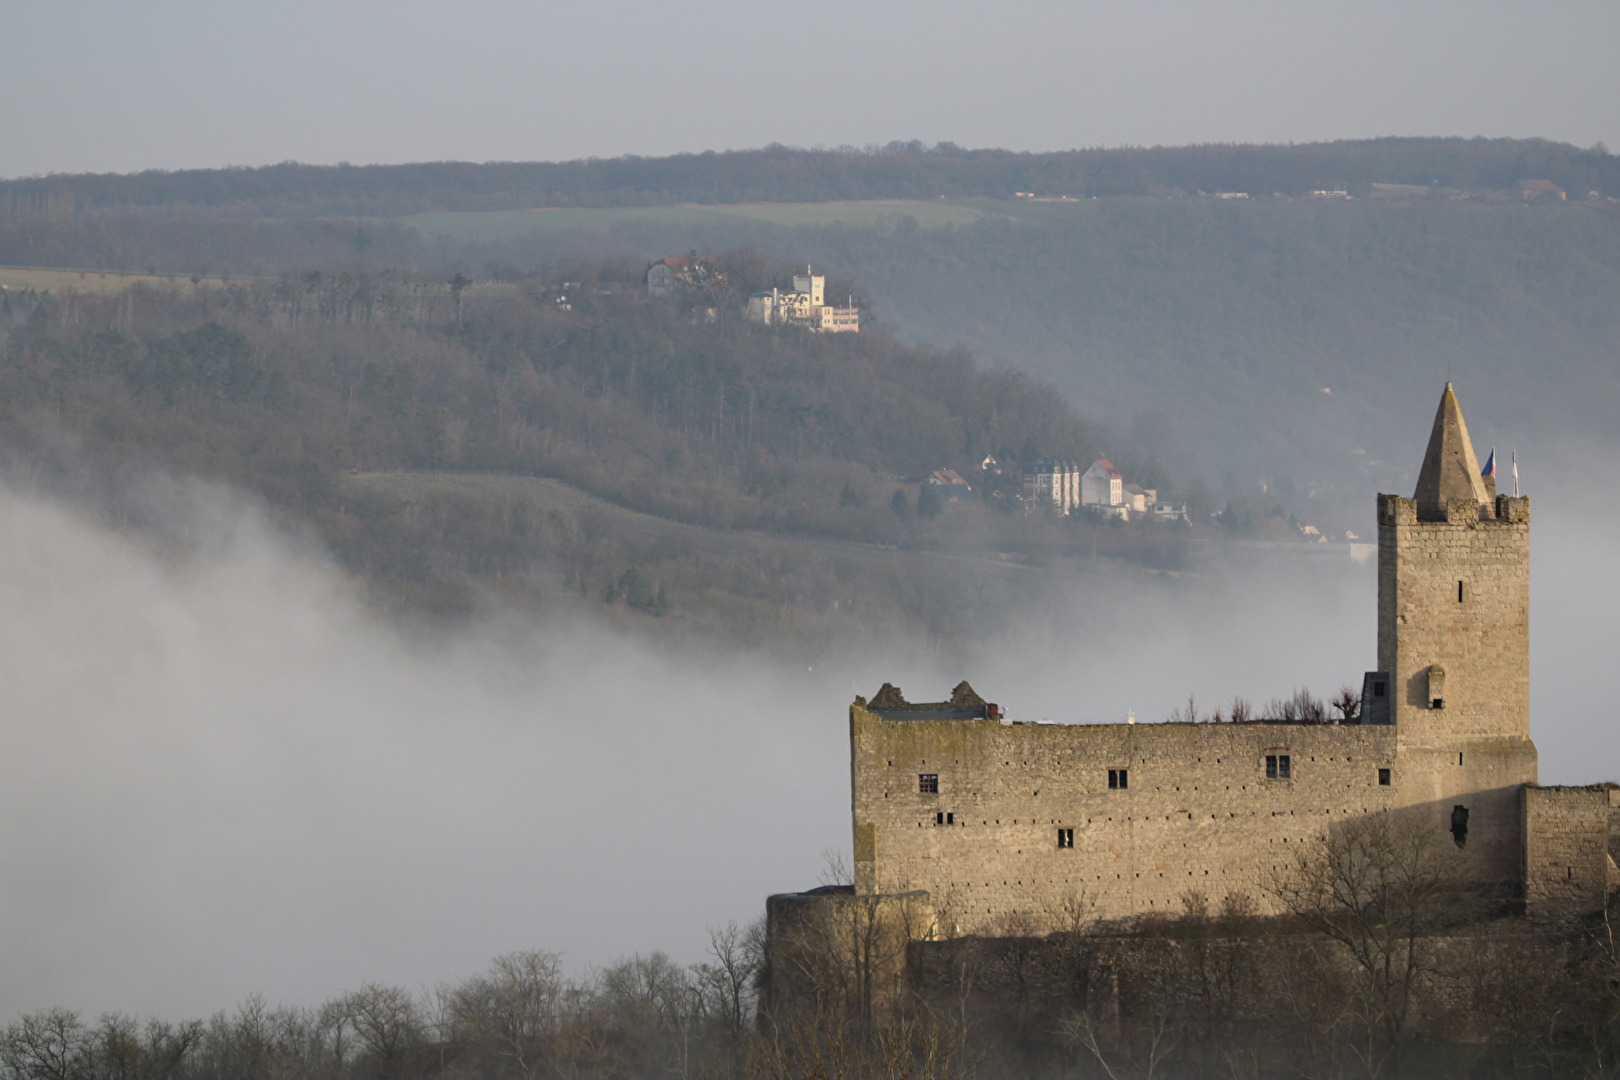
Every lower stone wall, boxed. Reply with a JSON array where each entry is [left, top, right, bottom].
[[1523, 785, 1617, 921], [762, 888, 936, 1021]]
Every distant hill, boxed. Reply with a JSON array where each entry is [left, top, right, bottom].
[[3, 137, 1614, 218], [3, 137, 1616, 518]]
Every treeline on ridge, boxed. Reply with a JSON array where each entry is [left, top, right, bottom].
[[3, 136, 1614, 219]]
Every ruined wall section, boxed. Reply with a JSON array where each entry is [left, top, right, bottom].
[[1377, 494, 1531, 744], [851, 706, 1401, 933], [763, 887, 936, 1019], [1523, 785, 1618, 922]]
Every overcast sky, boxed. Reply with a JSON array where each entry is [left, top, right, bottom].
[[3, 0, 1617, 178]]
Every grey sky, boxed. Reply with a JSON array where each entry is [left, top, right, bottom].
[[3, 0, 1616, 177]]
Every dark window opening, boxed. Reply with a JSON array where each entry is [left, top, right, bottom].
[[919, 774, 938, 794], [1458, 580, 1465, 602], [1378, 768, 1391, 786], [1108, 768, 1129, 790], [1057, 828, 1074, 849], [934, 811, 955, 825], [1432, 698, 1445, 709], [1373, 681, 1386, 697], [947, 812, 954, 825], [1450, 805, 1469, 848], [1265, 754, 1292, 780]]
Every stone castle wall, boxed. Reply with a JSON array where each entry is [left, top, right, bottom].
[[1523, 785, 1620, 922], [851, 707, 1407, 933]]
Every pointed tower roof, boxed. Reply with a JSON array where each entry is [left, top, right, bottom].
[[1413, 382, 1490, 519]]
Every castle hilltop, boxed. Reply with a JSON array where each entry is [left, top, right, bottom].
[[770, 384, 1617, 951]]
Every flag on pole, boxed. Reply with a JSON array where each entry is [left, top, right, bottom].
[[1512, 450, 1519, 497], [1482, 448, 1496, 477]]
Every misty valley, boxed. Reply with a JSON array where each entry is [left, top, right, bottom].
[[2, 139, 1620, 1080]]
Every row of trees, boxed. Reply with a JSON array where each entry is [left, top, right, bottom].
[[1, 928, 764, 1080], [7, 817, 1617, 1079], [3, 138, 1612, 220]]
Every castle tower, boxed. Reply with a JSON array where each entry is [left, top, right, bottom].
[[792, 266, 825, 307], [1374, 383, 1536, 882]]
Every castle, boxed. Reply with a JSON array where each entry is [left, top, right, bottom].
[[745, 267, 860, 332], [772, 384, 1617, 953]]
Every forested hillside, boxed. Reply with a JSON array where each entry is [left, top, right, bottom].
[[0, 260, 1199, 643]]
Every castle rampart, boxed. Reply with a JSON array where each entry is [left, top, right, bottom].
[[851, 704, 1404, 931]]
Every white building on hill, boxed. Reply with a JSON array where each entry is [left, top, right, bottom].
[[746, 267, 860, 332]]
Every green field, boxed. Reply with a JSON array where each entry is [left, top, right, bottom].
[[394, 199, 999, 240], [0, 265, 231, 295]]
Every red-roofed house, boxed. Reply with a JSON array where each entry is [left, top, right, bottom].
[[1080, 459, 1124, 510]]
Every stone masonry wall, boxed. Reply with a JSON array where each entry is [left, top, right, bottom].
[[851, 707, 1405, 933], [1523, 785, 1615, 922], [1377, 494, 1530, 744]]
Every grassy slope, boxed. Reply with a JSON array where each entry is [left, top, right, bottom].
[[0, 265, 231, 294], [340, 470, 1110, 654], [395, 199, 994, 240]]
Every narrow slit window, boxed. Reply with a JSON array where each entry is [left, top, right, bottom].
[[919, 773, 939, 794], [935, 811, 945, 825], [1458, 580, 1465, 602], [1057, 828, 1074, 849]]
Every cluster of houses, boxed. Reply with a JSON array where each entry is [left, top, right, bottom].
[[897, 458, 1188, 522], [1021, 458, 1187, 521]]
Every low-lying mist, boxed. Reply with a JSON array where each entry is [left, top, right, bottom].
[[0, 442, 1611, 1020]]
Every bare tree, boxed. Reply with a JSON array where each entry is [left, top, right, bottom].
[[693, 920, 763, 1044], [1268, 812, 1472, 1078], [0, 1008, 91, 1080], [445, 950, 565, 1080], [333, 984, 425, 1080]]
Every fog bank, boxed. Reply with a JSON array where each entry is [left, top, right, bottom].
[[0, 448, 1611, 1020]]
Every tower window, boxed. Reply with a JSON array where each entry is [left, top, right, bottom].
[[1450, 805, 1469, 848], [1057, 828, 1074, 849], [1265, 754, 1292, 780], [919, 774, 938, 794], [935, 811, 954, 825], [1378, 768, 1391, 786], [1458, 580, 1465, 603], [1373, 681, 1385, 697], [1432, 698, 1445, 709], [1108, 768, 1128, 790]]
